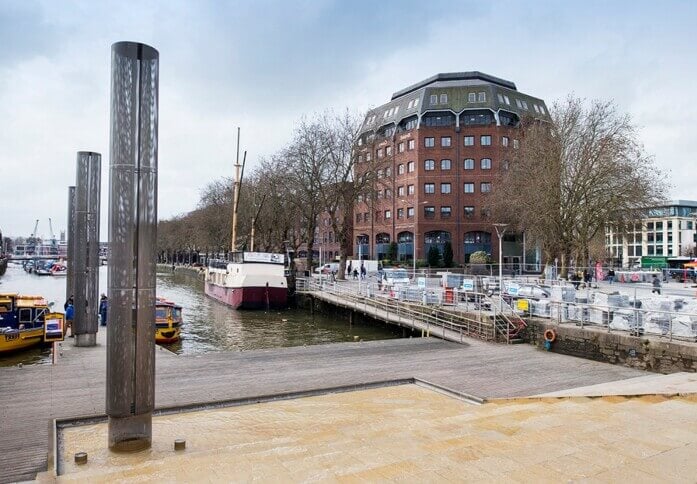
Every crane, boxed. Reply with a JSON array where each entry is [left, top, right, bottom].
[[48, 218, 58, 253], [31, 219, 39, 238]]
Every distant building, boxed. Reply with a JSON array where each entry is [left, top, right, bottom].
[[605, 200, 697, 267], [353, 72, 549, 266]]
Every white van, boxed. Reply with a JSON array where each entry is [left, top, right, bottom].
[[314, 263, 340, 274]]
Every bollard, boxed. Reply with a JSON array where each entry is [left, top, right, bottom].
[[106, 41, 159, 452], [174, 439, 186, 451], [74, 452, 88, 465]]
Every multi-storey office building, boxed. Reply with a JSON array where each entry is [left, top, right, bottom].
[[353, 72, 549, 266], [605, 200, 697, 268]]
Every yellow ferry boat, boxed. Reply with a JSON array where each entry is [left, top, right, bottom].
[[155, 297, 182, 344], [0, 293, 52, 354]]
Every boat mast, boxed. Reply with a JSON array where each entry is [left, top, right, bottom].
[[230, 127, 246, 253]]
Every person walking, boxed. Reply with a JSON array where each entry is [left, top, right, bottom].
[[63, 295, 74, 311], [360, 264, 366, 280], [608, 268, 616, 285], [651, 274, 662, 295], [347, 262, 352, 278], [65, 301, 75, 338], [99, 294, 108, 326], [352, 268, 358, 279]]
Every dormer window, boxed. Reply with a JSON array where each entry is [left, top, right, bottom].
[[440, 93, 448, 104]]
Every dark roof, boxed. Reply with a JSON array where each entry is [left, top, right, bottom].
[[391, 72, 517, 100]]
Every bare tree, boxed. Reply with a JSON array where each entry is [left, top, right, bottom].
[[488, 96, 668, 276]]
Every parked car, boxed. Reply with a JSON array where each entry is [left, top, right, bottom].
[[314, 263, 340, 274]]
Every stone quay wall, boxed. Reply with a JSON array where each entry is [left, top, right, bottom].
[[524, 319, 697, 374]]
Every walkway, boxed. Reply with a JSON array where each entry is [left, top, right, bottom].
[[0, 336, 645, 482]]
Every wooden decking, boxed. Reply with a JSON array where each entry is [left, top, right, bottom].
[[0, 332, 647, 483]]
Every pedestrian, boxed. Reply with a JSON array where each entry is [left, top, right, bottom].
[[352, 268, 358, 280], [99, 293, 108, 326], [360, 264, 366, 280], [651, 274, 662, 295], [608, 268, 615, 285], [570, 273, 581, 290], [65, 301, 75, 338], [63, 295, 74, 311], [347, 262, 352, 277], [583, 269, 591, 287]]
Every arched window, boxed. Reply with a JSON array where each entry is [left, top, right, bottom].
[[463, 231, 492, 262], [376, 233, 391, 244]]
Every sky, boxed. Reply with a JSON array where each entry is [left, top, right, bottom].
[[1, 0, 696, 239]]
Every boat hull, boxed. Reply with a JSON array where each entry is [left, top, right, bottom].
[[155, 326, 181, 344], [205, 281, 287, 310], [0, 328, 44, 354]]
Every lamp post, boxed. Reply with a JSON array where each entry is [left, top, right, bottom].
[[493, 223, 508, 293]]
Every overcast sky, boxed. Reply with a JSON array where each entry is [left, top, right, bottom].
[[1, 0, 695, 239]]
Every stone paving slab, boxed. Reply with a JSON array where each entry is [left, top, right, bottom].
[[49, 384, 697, 482]]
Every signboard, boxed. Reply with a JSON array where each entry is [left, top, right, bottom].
[[517, 299, 529, 311], [44, 312, 65, 342], [461, 279, 475, 291], [506, 282, 520, 296], [417, 277, 426, 288], [242, 252, 285, 264], [641, 256, 668, 269]]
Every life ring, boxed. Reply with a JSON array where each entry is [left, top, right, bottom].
[[543, 329, 556, 343]]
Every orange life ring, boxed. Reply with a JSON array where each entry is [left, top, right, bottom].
[[543, 329, 556, 343]]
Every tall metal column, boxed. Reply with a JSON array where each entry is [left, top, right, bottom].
[[106, 41, 159, 452], [66, 186, 76, 309], [74, 151, 101, 347]]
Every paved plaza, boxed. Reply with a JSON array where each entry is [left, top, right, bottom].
[[53, 384, 697, 482]]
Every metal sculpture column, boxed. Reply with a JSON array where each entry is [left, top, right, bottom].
[[106, 41, 159, 451], [74, 152, 101, 347], [66, 186, 76, 308]]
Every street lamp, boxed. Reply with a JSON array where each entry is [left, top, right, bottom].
[[493, 223, 509, 293]]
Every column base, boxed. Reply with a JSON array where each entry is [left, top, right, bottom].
[[108, 413, 152, 452], [74, 333, 96, 347]]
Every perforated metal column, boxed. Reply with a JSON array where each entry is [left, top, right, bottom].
[[106, 41, 159, 452]]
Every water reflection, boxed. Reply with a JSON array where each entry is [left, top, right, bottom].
[[0, 264, 399, 366]]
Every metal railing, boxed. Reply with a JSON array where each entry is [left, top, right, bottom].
[[298, 278, 510, 343]]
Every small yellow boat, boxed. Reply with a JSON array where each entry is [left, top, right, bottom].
[[0, 293, 52, 354], [155, 297, 182, 344]]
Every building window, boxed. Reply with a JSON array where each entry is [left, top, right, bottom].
[[539, 105, 545, 115], [464, 183, 474, 193], [502, 160, 509, 170], [441, 136, 451, 147], [424, 159, 435, 171], [397, 208, 404, 219], [464, 135, 474, 146], [407, 161, 415, 173], [397, 186, 405, 196], [424, 206, 435, 218], [366, 152, 372, 162], [481, 208, 491, 218], [480, 135, 491, 146], [424, 183, 435, 194], [407, 139, 415, 150], [440, 93, 448, 104], [513, 139, 519, 149], [384, 188, 392, 198], [385, 166, 392, 177], [504, 95, 510, 105], [363, 213, 369, 222], [477, 92, 486, 102], [430, 94, 438, 104], [481, 182, 492, 193], [398, 142, 404, 153], [398, 164, 404, 175], [441, 159, 451, 170], [521, 100, 528, 110], [356, 213, 361, 223], [516, 99, 523, 109], [480, 158, 492, 170], [424, 137, 435, 148], [408, 184, 415, 195], [385, 210, 391, 219], [497, 93, 504, 103], [357, 194, 363, 202], [441, 206, 452, 218], [377, 169, 383, 179], [502, 136, 509, 147], [405, 118, 418, 130], [386, 146, 392, 156], [463, 206, 474, 218], [407, 207, 414, 218], [464, 158, 474, 170], [441, 183, 451, 194], [377, 148, 383, 159]]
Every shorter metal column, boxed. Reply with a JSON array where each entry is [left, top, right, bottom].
[[66, 186, 76, 307]]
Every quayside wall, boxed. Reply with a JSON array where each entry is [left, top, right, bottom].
[[524, 319, 697, 374]]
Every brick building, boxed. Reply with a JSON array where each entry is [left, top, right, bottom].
[[353, 72, 549, 266]]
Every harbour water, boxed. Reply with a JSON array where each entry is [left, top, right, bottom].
[[0, 264, 400, 367]]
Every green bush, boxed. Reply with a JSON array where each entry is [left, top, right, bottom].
[[469, 250, 489, 264], [387, 242, 398, 261], [427, 246, 441, 267]]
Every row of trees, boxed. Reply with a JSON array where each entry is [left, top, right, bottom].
[[159, 96, 668, 278]]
